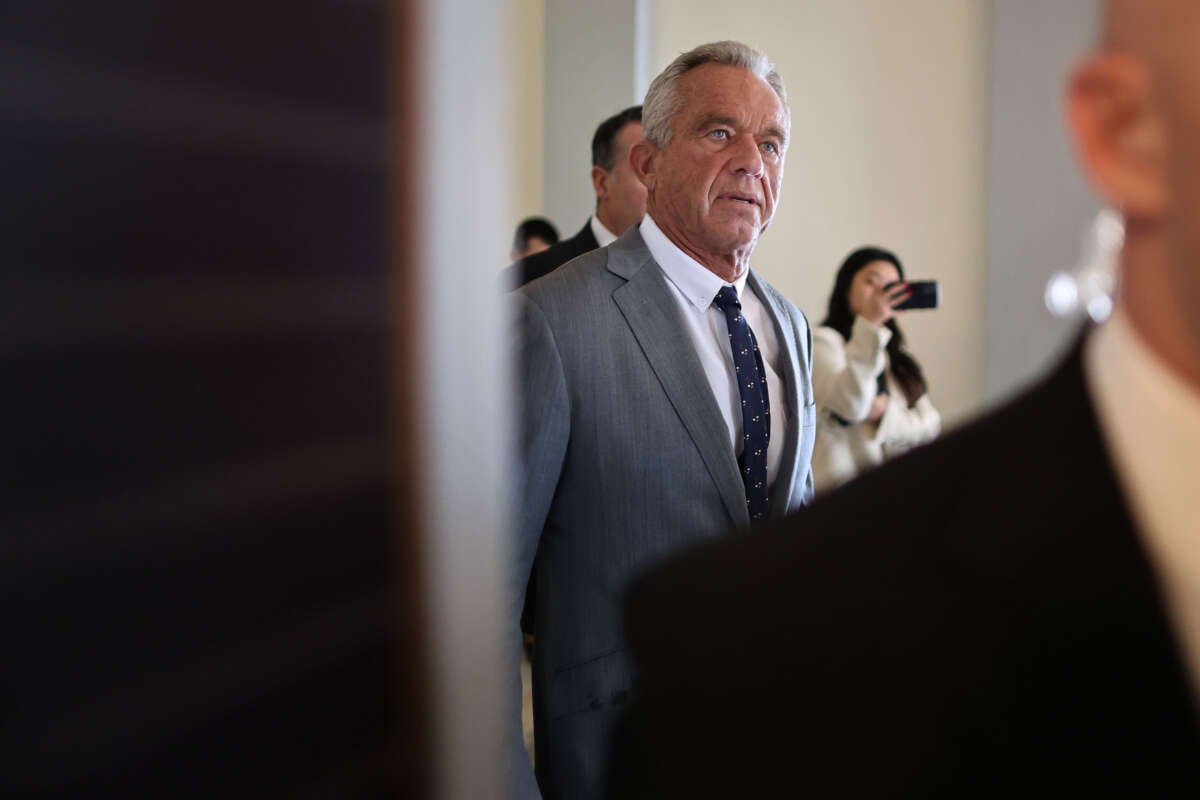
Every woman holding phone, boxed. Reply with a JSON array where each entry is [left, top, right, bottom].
[[811, 246, 941, 492]]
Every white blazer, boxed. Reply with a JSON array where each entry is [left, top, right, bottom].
[[811, 317, 940, 493]]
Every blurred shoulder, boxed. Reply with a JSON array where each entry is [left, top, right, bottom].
[[632, 420, 967, 608], [629, 344, 1093, 627], [516, 245, 616, 310]]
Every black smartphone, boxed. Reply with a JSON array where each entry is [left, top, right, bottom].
[[887, 280, 939, 310]]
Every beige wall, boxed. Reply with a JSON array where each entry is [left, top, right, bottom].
[[542, 0, 646, 233], [650, 0, 988, 425], [986, 0, 1097, 402], [507, 0, 546, 239]]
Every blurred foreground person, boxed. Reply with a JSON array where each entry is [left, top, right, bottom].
[[615, 1, 1200, 796], [511, 41, 815, 800], [811, 246, 940, 492], [511, 216, 560, 261], [1, 3, 401, 796]]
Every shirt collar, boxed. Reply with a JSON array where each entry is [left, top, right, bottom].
[[589, 215, 619, 248], [1085, 306, 1200, 553], [640, 214, 749, 311]]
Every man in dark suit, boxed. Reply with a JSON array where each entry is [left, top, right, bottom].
[[615, 1, 1200, 796], [501, 105, 646, 289], [508, 42, 816, 800]]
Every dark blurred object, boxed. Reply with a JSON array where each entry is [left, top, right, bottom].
[[613, 340, 1200, 798], [1, 3, 423, 796], [502, 219, 600, 290], [511, 216, 560, 261]]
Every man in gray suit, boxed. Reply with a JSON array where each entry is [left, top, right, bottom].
[[509, 41, 816, 800]]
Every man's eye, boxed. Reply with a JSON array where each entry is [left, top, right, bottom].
[[710, 129, 729, 140], [761, 141, 780, 155]]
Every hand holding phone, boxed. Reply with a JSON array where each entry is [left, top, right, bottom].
[[886, 280, 940, 311]]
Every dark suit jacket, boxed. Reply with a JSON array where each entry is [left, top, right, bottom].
[[510, 226, 816, 800], [614, 336, 1200, 798], [502, 219, 600, 289]]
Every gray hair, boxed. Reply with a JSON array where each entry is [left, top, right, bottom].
[[642, 41, 789, 148]]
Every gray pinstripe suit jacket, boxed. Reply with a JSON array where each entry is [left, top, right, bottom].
[[508, 225, 816, 800]]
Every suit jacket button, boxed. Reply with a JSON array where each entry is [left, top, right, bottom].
[[589, 697, 603, 710]]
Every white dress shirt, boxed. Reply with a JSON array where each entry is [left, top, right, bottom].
[[640, 214, 787, 487], [590, 215, 619, 248], [1085, 307, 1200, 702]]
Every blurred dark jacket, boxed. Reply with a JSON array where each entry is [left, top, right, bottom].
[[612, 335, 1200, 798], [501, 220, 600, 290]]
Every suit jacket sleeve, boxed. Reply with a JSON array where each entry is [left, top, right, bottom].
[[506, 293, 570, 798]]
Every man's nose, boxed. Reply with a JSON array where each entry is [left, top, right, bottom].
[[730, 134, 764, 178]]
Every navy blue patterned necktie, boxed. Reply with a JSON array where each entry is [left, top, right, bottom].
[[712, 285, 770, 522]]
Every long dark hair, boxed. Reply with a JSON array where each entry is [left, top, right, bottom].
[[821, 246, 927, 407]]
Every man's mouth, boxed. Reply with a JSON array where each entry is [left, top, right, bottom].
[[718, 192, 760, 206]]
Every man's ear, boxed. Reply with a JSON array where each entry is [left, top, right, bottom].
[[629, 140, 658, 192], [591, 165, 609, 201], [1065, 52, 1166, 219]]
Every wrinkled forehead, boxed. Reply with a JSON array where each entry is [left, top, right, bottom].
[[675, 64, 790, 138]]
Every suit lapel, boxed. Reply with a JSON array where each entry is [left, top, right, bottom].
[[746, 271, 803, 516], [608, 229, 750, 528]]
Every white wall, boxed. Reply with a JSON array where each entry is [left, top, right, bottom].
[[542, 0, 646, 235], [986, 0, 1099, 403], [650, 0, 989, 426], [417, 0, 515, 796]]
